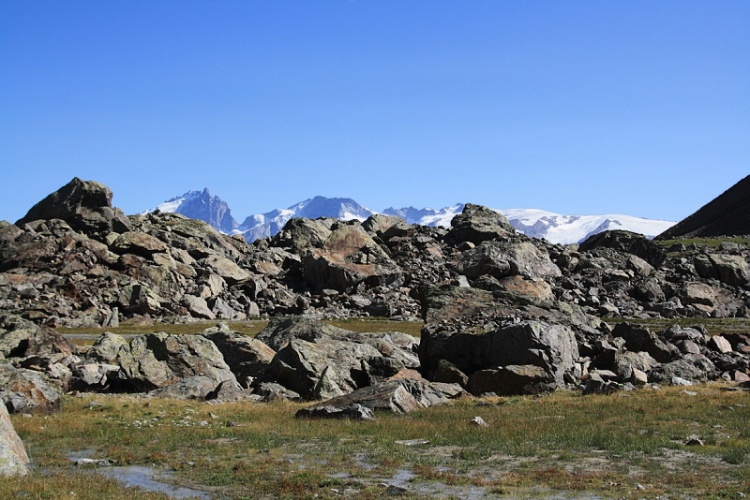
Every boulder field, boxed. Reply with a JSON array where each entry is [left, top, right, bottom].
[[0, 178, 748, 419]]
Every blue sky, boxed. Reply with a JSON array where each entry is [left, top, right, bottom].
[[1, 1, 748, 223]]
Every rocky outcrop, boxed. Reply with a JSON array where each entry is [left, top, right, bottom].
[[16, 177, 132, 235], [578, 230, 666, 268], [202, 324, 276, 387]]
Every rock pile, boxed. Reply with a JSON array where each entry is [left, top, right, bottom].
[[0, 178, 749, 416]]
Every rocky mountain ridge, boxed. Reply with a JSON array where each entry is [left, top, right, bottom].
[[151, 191, 675, 244], [1, 177, 748, 419], [658, 174, 750, 239]]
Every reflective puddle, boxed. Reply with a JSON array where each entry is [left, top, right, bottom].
[[99, 465, 209, 500], [68, 452, 208, 499]]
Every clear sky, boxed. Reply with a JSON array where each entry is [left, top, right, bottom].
[[1, 1, 748, 223]]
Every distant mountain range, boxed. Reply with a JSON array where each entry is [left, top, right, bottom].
[[150, 190, 675, 245]]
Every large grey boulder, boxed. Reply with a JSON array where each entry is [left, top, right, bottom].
[[269, 338, 383, 400], [0, 403, 30, 476], [445, 204, 514, 245], [650, 355, 716, 385], [85, 332, 129, 364], [611, 323, 680, 363], [362, 214, 413, 240], [694, 253, 750, 286], [113, 333, 237, 392], [202, 327, 276, 386], [578, 230, 666, 267], [419, 320, 579, 391], [259, 316, 421, 400], [271, 218, 334, 251], [255, 316, 352, 351], [110, 231, 169, 256], [467, 364, 553, 396], [16, 177, 132, 235], [0, 316, 77, 361], [201, 254, 252, 283], [457, 240, 561, 281], [149, 375, 221, 400]]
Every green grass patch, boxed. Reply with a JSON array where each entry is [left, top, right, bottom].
[[604, 317, 750, 336], [9, 384, 750, 499], [654, 236, 750, 249]]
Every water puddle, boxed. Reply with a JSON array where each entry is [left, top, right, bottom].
[[68, 451, 208, 499], [99, 465, 209, 499]]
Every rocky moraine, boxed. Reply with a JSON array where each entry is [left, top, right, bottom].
[[0, 177, 748, 429]]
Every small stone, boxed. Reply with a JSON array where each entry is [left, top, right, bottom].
[[470, 416, 489, 427], [685, 435, 705, 446], [384, 484, 408, 496], [682, 390, 698, 396], [671, 376, 693, 386], [394, 439, 429, 446]]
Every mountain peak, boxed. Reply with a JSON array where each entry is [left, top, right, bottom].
[[152, 188, 237, 233]]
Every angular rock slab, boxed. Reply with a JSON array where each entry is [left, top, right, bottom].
[[296, 379, 464, 418]]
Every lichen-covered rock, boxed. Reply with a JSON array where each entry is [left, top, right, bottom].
[[0, 364, 61, 414], [302, 223, 403, 292], [111, 231, 168, 255], [269, 338, 382, 400]]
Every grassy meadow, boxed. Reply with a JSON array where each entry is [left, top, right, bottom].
[[7, 383, 750, 499]]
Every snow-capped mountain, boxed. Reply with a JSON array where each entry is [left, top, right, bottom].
[[384, 204, 673, 244], [150, 191, 675, 245], [152, 189, 237, 233], [235, 196, 376, 242], [382, 204, 465, 228], [499, 208, 674, 244]]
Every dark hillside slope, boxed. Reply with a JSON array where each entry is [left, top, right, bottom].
[[657, 174, 750, 239]]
